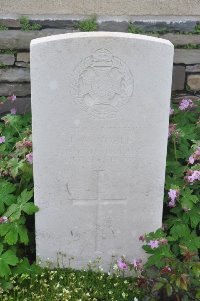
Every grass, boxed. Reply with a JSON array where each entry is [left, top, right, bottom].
[[77, 17, 98, 32], [0, 25, 8, 31], [0, 63, 8, 69], [176, 44, 200, 49], [0, 49, 17, 55], [0, 268, 141, 301], [20, 16, 42, 31]]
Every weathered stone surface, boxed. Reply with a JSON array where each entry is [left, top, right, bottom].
[[162, 33, 200, 46], [0, 29, 75, 50], [0, 68, 30, 82], [186, 64, 200, 73], [17, 52, 30, 63], [0, 97, 31, 115], [172, 93, 200, 103], [134, 21, 196, 33], [99, 21, 128, 32], [0, 54, 15, 66], [31, 32, 173, 270], [31, 19, 76, 29], [0, 18, 21, 28], [187, 74, 200, 91], [0, 83, 30, 96], [15, 62, 29, 68], [1, 0, 200, 16], [172, 65, 185, 91], [174, 50, 200, 64]]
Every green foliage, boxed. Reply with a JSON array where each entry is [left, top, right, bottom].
[[193, 24, 200, 34], [176, 44, 200, 49], [0, 97, 199, 300], [0, 113, 38, 285], [0, 267, 140, 300], [0, 49, 17, 55], [139, 99, 200, 300], [0, 63, 7, 69], [0, 24, 8, 31], [77, 16, 98, 32], [20, 16, 42, 31], [128, 23, 144, 34]]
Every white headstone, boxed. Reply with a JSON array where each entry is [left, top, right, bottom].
[[31, 32, 173, 270]]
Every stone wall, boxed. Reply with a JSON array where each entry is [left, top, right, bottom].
[[1, 0, 200, 17], [0, 18, 200, 115]]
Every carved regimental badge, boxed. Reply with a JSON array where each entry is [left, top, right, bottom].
[[71, 49, 134, 118]]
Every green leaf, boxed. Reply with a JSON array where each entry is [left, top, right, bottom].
[[17, 189, 33, 205], [0, 180, 16, 215], [0, 250, 18, 278], [170, 223, 190, 239], [2, 250, 18, 266], [7, 158, 24, 178], [4, 189, 34, 221], [0, 219, 29, 245], [0, 260, 11, 278], [22, 202, 38, 215], [18, 225, 29, 245], [13, 258, 41, 276], [166, 284, 172, 296]]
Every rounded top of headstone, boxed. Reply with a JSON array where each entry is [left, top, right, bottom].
[[31, 32, 173, 48]]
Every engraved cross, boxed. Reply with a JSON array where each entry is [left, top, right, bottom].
[[71, 170, 127, 250]]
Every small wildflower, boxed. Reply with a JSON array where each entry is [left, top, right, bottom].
[[168, 123, 177, 138], [169, 107, 174, 116], [7, 94, 16, 102], [161, 266, 171, 274], [10, 107, 17, 115], [168, 189, 179, 207], [147, 240, 159, 249], [26, 152, 33, 164], [183, 207, 191, 212], [0, 216, 8, 224], [188, 147, 200, 165], [139, 235, 145, 242], [0, 136, 5, 144], [185, 170, 200, 184], [117, 259, 128, 270], [159, 238, 168, 245], [132, 258, 143, 271], [179, 98, 195, 111]]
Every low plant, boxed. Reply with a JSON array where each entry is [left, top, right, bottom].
[[0, 96, 199, 300], [20, 16, 42, 31], [0, 267, 141, 300], [193, 24, 200, 34], [0, 24, 8, 31], [77, 16, 98, 32], [0, 63, 8, 69], [0, 49, 17, 55], [128, 23, 144, 34], [116, 98, 200, 300], [0, 110, 38, 288]]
